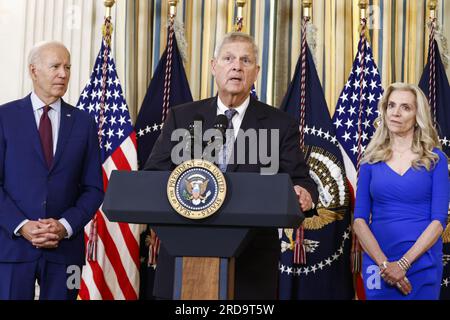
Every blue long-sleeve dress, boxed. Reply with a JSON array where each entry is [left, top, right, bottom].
[[354, 148, 448, 299]]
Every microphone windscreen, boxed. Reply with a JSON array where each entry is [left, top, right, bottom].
[[214, 114, 228, 129]]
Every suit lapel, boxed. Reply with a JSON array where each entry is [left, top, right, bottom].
[[226, 98, 267, 172], [18, 95, 48, 168], [51, 101, 75, 171], [200, 97, 218, 130]]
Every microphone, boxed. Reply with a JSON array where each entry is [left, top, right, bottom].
[[203, 115, 229, 163], [205, 114, 229, 147], [185, 114, 204, 159], [213, 114, 229, 143]]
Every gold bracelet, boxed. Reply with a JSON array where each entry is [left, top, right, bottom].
[[400, 257, 411, 269], [397, 257, 411, 271], [379, 260, 388, 270]]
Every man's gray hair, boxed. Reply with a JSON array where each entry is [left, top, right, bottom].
[[28, 41, 69, 65], [213, 32, 259, 62]]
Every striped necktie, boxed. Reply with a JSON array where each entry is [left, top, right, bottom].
[[219, 108, 238, 172]]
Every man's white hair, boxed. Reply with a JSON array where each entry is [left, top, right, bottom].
[[28, 41, 69, 65], [213, 32, 259, 62]]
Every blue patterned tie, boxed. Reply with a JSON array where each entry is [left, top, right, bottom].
[[219, 108, 238, 172]]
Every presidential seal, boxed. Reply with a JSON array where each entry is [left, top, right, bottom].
[[167, 159, 227, 219]]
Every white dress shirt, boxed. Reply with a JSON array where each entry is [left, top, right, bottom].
[[216, 95, 250, 138], [216, 96, 250, 167]]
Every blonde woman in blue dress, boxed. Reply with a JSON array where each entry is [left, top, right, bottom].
[[353, 82, 449, 299]]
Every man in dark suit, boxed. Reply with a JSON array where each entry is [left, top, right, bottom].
[[0, 41, 104, 300], [145, 32, 318, 299]]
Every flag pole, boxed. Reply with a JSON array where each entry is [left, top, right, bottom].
[[236, 0, 246, 19], [349, 0, 370, 300], [235, 0, 246, 32], [302, 0, 312, 19], [103, 0, 115, 45], [358, 0, 369, 39], [429, 0, 437, 20], [86, 0, 116, 262], [358, 0, 368, 19], [162, 0, 177, 123], [356, 0, 368, 169], [104, 0, 115, 19], [427, 0, 438, 124], [147, 0, 179, 268], [299, 0, 312, 148], [292, 0, 314, 267], [168, 0, 178, 17]]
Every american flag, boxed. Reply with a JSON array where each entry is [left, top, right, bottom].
[[75, 23, 142, 300], [332, 37, 383, 193], [331, 32, 383, 299]]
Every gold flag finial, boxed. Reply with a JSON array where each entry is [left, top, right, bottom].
[[302, 0, 312, 19], [359, 0, 369, 19], [168, 0, 178, 17], [235, 0, 247, 32], [429, 0, 437, 10], [103, 0, 115, 41], [104, 0, 115, 18], [429, 0, 437, 19], [236, 0, 246, 21]]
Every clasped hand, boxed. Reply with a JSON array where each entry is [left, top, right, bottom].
[[19, 219, 67, 249], [380, 261, 412, 295]]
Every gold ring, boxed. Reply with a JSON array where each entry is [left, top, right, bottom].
[[396, 282, 402, 289], [404, 277, 410, 284]]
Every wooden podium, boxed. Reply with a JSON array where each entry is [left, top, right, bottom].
[[103, 170, 304, 300], [178, 257, 234, 300]]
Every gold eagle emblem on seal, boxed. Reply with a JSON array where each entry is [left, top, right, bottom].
[[167, 159, 227, 220]]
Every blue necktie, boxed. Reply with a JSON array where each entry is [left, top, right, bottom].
[[219, 108, 238, 172]]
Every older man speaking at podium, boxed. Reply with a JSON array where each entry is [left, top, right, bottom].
[[145, 32, 318, 299]]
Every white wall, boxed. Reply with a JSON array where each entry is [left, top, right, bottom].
[[0, 0, 116, 106], [0, 0, 27, 104]]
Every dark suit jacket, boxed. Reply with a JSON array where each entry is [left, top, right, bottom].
[[0, 95, 104, 266], [145, 96, 318, 299]]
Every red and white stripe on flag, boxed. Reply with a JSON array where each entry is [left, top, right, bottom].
[[79, 133, 144, 300]]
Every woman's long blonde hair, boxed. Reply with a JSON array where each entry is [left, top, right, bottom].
[[362, 82, 442, 170]]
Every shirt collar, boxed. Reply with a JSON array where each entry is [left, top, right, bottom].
[[217, 95, 250, 119], [31, 91, 61, 113]]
